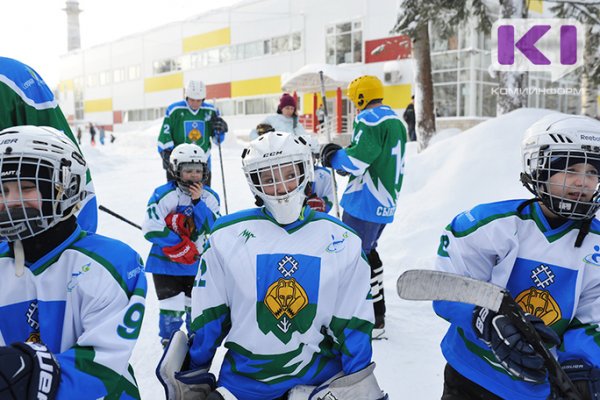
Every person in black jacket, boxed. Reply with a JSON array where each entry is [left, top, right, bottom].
[[403, 95, 416, 142]]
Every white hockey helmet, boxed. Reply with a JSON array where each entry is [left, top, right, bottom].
[[521, 114, 600, 220], [241, 131, 314, 225], [169, 143, 209, 194], [186, 80, 206, 100], [0, 125, 87, 241]]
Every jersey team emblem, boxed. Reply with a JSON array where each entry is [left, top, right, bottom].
[[185, 120, 205, 141], [256, 254, 321, 344]]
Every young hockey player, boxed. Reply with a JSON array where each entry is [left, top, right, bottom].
[[0, 56, 97, 232], [320, 75, 407, 334], [143, 143, 220, 347], [434, 114, 600, 399], [0, 125, 146, 399], [157, 80, 228, 184], [157, 131, 387, 400]]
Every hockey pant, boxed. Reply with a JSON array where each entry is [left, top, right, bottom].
[[153, 274, 195, 341], [441, 364, 502, 400], [341, 212, 387, 320]]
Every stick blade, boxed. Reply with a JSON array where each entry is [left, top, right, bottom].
[[397, 269, 506, 312]]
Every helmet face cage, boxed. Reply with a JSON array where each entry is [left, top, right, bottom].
[[523, 147, 600, 220], [0, 155, 82, 241], [242, 132, 314, 224], [174, 162, 208, 194], [247, 158, 307, 200], [0, 126, 86, 241]]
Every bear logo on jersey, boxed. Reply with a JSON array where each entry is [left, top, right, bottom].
[[264, 278, 308, 319], [515, 287, 561, 326]]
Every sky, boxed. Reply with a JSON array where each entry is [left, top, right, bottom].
[[0, 0, 241, 87], [81, 107, 556, 398]]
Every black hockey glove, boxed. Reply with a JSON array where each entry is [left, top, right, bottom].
[[0, 342, 60, 400], [472, 306, 560, 383], [212, 117, 228, 134], [161, 149, 172, 171], [559, 358, 600, 399], [320, 143, 341, 168]]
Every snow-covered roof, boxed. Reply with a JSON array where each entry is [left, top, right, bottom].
[[281, 63, 366, 92]]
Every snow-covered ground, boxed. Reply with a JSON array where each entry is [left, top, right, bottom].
[[82, 107, 556, 399]]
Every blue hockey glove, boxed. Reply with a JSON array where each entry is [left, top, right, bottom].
[[0, 342, 60, 400], [472, 306, 560, 383], [560, 358, 600, 399], [320, 143, 341, 168], [212, 131, 225, 145]]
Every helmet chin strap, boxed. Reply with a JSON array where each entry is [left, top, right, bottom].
[[14, 239, 24, 277]]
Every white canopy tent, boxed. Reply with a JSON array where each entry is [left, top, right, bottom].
[[281, 63, 366, 92]]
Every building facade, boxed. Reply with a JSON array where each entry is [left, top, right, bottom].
[[57, 0, 413, 132], [57, 0, 587, 133]]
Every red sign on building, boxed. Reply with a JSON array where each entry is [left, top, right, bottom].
[[365, 35, 412, 64]]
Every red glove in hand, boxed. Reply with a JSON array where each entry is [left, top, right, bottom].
[[307, 196, 326, 212], [162, 237, 199, 265], [165, 212, 191, 238]]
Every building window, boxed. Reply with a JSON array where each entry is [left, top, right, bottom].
[[128, 65, 140, 80], [113, 68, 126, 83], [86, 74, 97, 88], [326, 20, 362, 65], [99, 71, 112, 86], [153, 59, 181, 75]]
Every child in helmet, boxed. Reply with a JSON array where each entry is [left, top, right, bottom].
[[301, 134, 334, 214], [433, 114, 600, 399], [156, 131, 387, 400], [320, 75, 407, 335], [0, 57, 98, 233], [0, 125, 146, 399], [142, 143, 220, 347], [157, 80, 228, 185]]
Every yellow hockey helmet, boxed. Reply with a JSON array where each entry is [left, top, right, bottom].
[[347, 75, 384, 111]]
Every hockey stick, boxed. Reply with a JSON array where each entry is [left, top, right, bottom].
[[318, 70, 341, 219], [211, 110, 229, 215], [397, 270, 583, 400], [99, 205, 142, 230]]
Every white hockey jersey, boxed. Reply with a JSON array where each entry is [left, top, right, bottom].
[[0, 225, 146, 399], [435, 199, 600, 399], [188, 207, 374, 400], [143, 181, 220, 276]]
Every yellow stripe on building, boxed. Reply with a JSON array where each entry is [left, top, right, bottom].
[[383, 84, 412, 109], [231, 76, 281, 97], [144, 73, 184, 93], [84, 98, 113, 113], [528, 0, 543, 14], [183, 28, 231, 53]]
